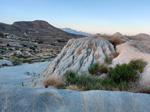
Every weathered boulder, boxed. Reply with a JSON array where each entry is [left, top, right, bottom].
[[0, 86, 150, 112]]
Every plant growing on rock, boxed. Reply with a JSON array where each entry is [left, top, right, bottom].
[[65, 71, 102, 90], [129, 59, 147, 73], [99, 64, 108, 73], [88, 63, 99, 75], [104, 57, 112, 64], [108, 64, 139, 84]]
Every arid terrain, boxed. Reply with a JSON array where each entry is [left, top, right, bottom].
[[1, 20, 150, 112], [0, 20, 83, 67]]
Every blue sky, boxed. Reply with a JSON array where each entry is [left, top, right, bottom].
[[0, 0, 150, 35]]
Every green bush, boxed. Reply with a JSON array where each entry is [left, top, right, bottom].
[[108, 64, 139, 84], [0, 57, 3, 59], [129, 59, 147, 73], [65, 71, 102, 90], [75, 75, 101, 90], [99, 64, 108, 73], [104, 57, 112, 64], [65, 71, 77, 85], [11, 58, 21, 65], [88, 63, 99, 75]]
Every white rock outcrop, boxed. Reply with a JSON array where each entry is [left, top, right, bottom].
[[42, 37, 115, 76], [112, 40, 150, 91], [25, 37, 115, 87]]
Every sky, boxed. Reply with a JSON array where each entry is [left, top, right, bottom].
[[0, 0, 150, 35]]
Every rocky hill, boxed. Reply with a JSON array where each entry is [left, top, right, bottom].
[[25, 37, 116, 87], [0, 20, 83, 44]]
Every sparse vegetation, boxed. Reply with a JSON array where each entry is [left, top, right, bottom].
[[104, 57, 112, 64], [93, 34, 124, 46], [108, 64, 139, 84], [65, 71, 102, 90], [95, 54, 100, 60], [99, 64, 108, 73], [59, 59, 147, 92], [67, 85, 83, 91], [88, 63, 99, 75], [129, 59, 147, 73], [43, 75, 65, 88], [109, 52, 119, 58]]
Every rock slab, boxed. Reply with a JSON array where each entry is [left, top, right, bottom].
[[0, 86, 150, 112]]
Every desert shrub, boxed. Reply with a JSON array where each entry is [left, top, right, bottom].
[[110, 36, 122, 46], [88, 63, 99, 75], [108, 64, 139, 84], [75, 75, 101, 90], [129, 59, 147, 73], [11, 58, 21, 65], [99, 64, 108, 73], [65, 72, 102, 90], [65, 71, 77, 85], [104, 57, 112, 64], [43, 75, 65, 88]]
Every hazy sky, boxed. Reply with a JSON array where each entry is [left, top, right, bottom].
[[0, 0, 150, 35]]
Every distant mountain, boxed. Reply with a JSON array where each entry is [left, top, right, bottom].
[[0, 20, 82, 44], [60, 28, 92, 36]]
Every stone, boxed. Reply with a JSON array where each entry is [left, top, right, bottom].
[[28, 37, 115, 87], [0, 86, 150, 112]]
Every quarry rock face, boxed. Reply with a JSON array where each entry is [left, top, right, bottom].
[[41, 37, 115, 77]]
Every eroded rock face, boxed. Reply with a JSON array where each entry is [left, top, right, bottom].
[[25, 37, 115, 87], [42, 37, 115, 76]]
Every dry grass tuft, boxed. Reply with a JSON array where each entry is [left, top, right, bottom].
[[110, 36, 122, 46], [88, 41, 94, 49], [88, 41, 97, 51], [66, 42, 72, 47], [43, 75, 65, 88], [92, 46, 97, 51], [68, 61, 72, 67], [95, 54, 101, 60], [67, 85, 83, 91], [109, 52, 119, 58], [82, 45, 86, 49], [76, 47, 82, 54], [92, 34, 124, 46]]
